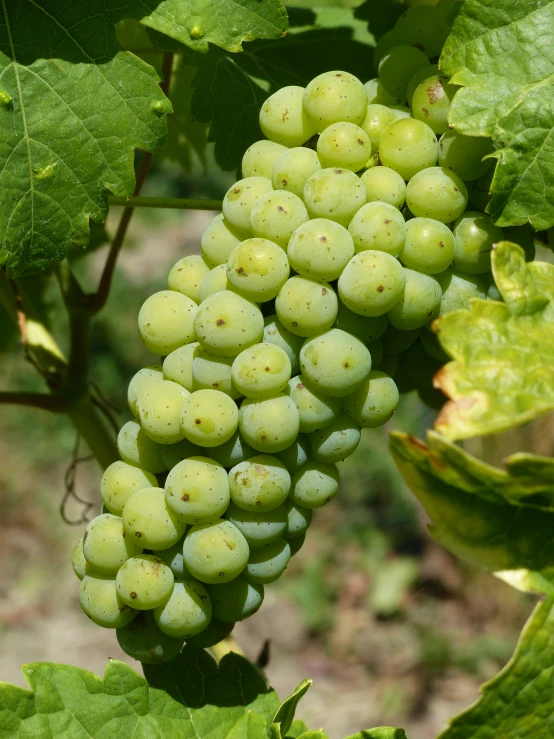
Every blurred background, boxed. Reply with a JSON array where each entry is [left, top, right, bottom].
[[0, 125, 547, 739]]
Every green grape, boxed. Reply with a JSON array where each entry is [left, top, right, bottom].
[[368, 338, 384, 368], [163, 342, 199, 392], [138, 291, 197, 356], [400, 217, 455, 274], [194, 291, 264, 357], [239, 394, 300, 453], [232, 343, 291, 399], [199, 264, 231, 302], [227, 238, 290, 301], [394, 5, 448, 58], [153, 536, 191, 578], [419, 386, 447, 410], [360, 166, 406, 209], [378, 45, 430, 102], [192, 348, 241, 398], [503, 225, 536, 263], [287, 218, 355, 282], [338, 250, 406, 317], [342, 370, 400, 428], [165, 456, 230, 523], [360, 104, 396, 152], [83, 513, 142, 575], [226, 501, 288, 550], [79, 574, 137, 629], [185, 619, 235, 648], [229, 454, 291, 512], [122, 487, 187, 550], [180, 388, 239, 447], [183, 519, 250, 584], [420, 329, 450, 363], [387, 268, 442, 329], [272, 147, 322, 198], [389, 104, 413, 121], [161, 438, 202, 471], [208, 576, 264, 622], [316, 122, 371, 171], [116, 554, 174, 609], [303, 71, 368, 132], [153, 579, 212, 639], [274, 435, 310, 473], [100, 461, 158, 516], [72, 536, 89, 580], [468, 167, 494, 211], [209, 430, 255, 469], [250, 191, 309, 248], [452, 211, 503, 274], [486, 281, 502, 301], [438, 130, 494, 182], [201, 213, 250, 269], [222, 177, 274, 232], [275, 276, 338, 337], [288, 532, 306, 556], [412, 74, 458, 134], [260, 86, 316, 146], [379, 119, 438, 180], [372, 29, 402, 70], [334, 303, 388, 344], [127, 365, 163, 417], [436, 268, 487, 315], [364, 78, 401, 106], [308, 412, 361, 463], [116, 612, 183, 664], [348, 201, 406, 256], [303, 168, 367, 227], [246, 539, 291, 584], [168, 255, 211, 304], [117, 420, 166, 474], [406, 167, 468, 223], [401, 340, 443, 391], [382, 326, 421, 354], [137, 380, 189, 445], [299, 328, 372, 398], [406, 64, 439, 107], [263, 315, 304, 375], [242, 139, 287, 179], [283, 498, 312, 538], [379, 353, 398, 377], [287, 374, 341, 433], [289, 461, 340, 509]]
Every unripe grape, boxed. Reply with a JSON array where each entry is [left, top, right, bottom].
[[360, 104, 396, 152], [437, 268, 487, 314], [127, 365, 163, 418], [116, 613, 183, 664], [153, 537, 191, 578], [342, 370, 400, 428], [389, 105, 413, 121], [287, 374, 341, 433], [412, 74, 458, 134], [168, 255, 210, 304], [260, 86, 317, 146], [282, 498, 313, 538], [222, 177, 273, 232], [400, 217, 455, 274], [138, 291, 197, 356], [153, 579, 212, 639], [80, 574, 137, 629], [208, 576, 264, 621], [438, 130, 494, 182], [338, 251, 406, 317], [199, 264, 231, 302], [274, 435, 310, 473], [360, 166, 406, 209], [201, 213, 250, 268], [100, 461, 158, 516], [263, 315, 304, 375], [122, 487, 187, 550], [406, 167, 468, 222], [183, 519, 250, 584], [226, 238, 290, 302], [394, 5, 448, 58], [379, 119, 438, 180], [72, 536, 89, 580], [226, 501, 288, 549], [185, 619, 235, 648], [192, 348, 241, 398], [194, 291, 264, 357], [382, 326, 421, 355], [275, 276, 338, 337], [242, 140, 287, 179], [161, 438, 202, 471], [334, 303, 388, 345], [165, 456, 230, 523], [348, 201, 406, 256], [309, 412, 361, 463], [239, 394, 300, 453], [117, 420, 166, 474], [180, 388, 239, 447], [316, 122, 371, 171], [452, 211, 503, 274], [163, 342, 199, 391], [406, 64, 439, 107], [378, 45, 430, 102], [299, 328, 372, 398], [387, 268, 442, 330], [232, 343, 291, 399], [137, 380, 189, 445], [287, 219, 355, 282], [209, 430, 255, 469], [303, 168, 367, 227], [364, 77, 400, 106], [289, 461, 340, 509], [116, 554, 174, 610], [303, 71, 368, 131], [288, 532, 306, 557], [372, 29, 401, 70], [272, 147, 322, 198], [229, 454, 291, 512], [368, 338, 384, 369], [83, 513, 142, 575], [250, 191, 309, 248], [245, 538, 291, 584]]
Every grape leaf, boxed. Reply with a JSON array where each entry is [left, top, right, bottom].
[[344, 730, 407, 739], [0, 648, 278, 738], [390, 430, 554, 597], [441, 0, 554, 229], [439, 597, 554, 739], [273, 679, 312, 736], [432, 241, 554, 440], [0, 1, 172, 277]]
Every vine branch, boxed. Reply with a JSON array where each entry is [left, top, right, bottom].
[[108, 195, 223, 211], [0, 392, 68, 412]]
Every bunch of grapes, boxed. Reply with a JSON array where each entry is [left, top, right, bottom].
[[72, 4, 519, 664]]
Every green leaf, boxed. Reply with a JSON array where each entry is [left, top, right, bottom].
[[439, 598, 554, 739], [441, 0, 554, 229], [285, 720, 311, 738], [390, 430, 554, 597], [344, 730, 407, 739], [0, 1, 171, 277], [298, 732, 329, 739], [433, 242, 554, 440], [273, 679, 312, 736]]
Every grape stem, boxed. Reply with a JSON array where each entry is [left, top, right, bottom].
[[0, 392, 67, 412], [107, 195, 223, 211]]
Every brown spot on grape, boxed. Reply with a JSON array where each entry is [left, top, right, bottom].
[[135, 532, 142, 538], [277, 205, 286, 213], [281, 179, 288, 186], [384, 219, 391, 224], [377, 285, 384, 292], [182, 494, 190, 501], [357, 138, 364, 145], [322, 288, 327, 295], [292, 321, 298, 327], [439, 241, 444, 247], [297, 382, 304, 389], [195, 418, 201, 424], [219, 571, 225, 577], [343, 361, 350, 368], [264, 366, 270, 371], [130, 592, 137, 599], [216, 318, 225, 326], [422, 106, 430, 118], [237, 267, 245, 275]]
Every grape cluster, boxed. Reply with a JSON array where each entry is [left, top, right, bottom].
[[73, 4, 515, 664]]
